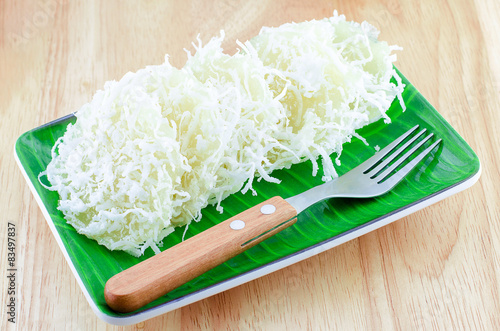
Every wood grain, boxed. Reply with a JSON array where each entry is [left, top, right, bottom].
[[104, 197, 297, 313], [1, 0, 499, 329]]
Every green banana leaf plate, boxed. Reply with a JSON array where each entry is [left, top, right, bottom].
[[15, 70, 480, 325]]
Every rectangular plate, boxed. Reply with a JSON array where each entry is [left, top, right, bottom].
[[15, 70, 480, 325]]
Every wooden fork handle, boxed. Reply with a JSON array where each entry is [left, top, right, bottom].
[[104, 196, 298, 313]]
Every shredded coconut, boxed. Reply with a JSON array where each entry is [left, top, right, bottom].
[[41, 12, 405, 256]]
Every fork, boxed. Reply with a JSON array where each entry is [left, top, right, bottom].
[[287, 124, 442, 212], [104, 124, 442, 313]]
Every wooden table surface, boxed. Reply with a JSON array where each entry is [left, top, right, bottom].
[[2, 0, 499, 330]]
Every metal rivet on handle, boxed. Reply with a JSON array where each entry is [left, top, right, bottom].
[[230, 220, 245, 230], [260, 204, 276, 215]]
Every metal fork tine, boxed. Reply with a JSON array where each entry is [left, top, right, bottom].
[[375, 133, 435, 182], [367, 128, 427, 176], [377, 138, 442, 186], [356, 125, 420, 172]]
